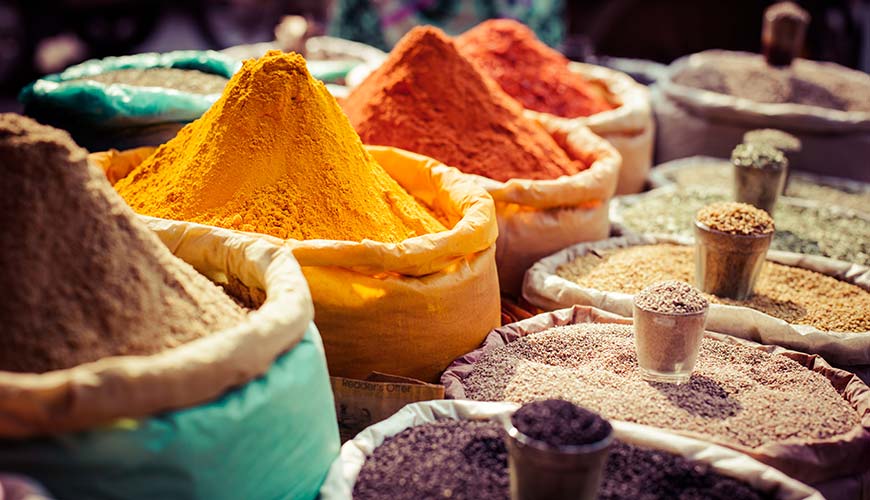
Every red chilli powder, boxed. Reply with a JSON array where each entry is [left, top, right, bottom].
[[343, 26, 586, 182], [457, 19, 615, 118]]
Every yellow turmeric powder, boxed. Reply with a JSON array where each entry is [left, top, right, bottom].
[[114, 51, 446, 242]]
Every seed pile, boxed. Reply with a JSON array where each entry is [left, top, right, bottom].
[[0, 113, 246, 373], [556, 244, 870, 332], [742, 129, 801, 153], [661, 163, 870, 214], [696, 202, 775, 235], [673, 52, 870, 112], [75, 68, 229, 94], [463, 324, 858, 448], [731, 143, 786, 170], [619, 188, 870, 265], [354, 419, 772, 500], [635, 280, 708, 314], [511, 399, 611, 447]]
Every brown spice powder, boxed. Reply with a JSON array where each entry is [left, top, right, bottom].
[[556, 244, 870, 332], [0, 114, 247, 373]]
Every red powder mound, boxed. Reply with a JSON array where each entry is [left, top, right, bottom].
[[457, 19, 615, 118], [343, 26, 585, 182]]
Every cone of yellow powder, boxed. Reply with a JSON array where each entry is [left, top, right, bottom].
[[115, 50, 446, 242]]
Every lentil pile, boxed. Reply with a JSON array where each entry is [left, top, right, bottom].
[[511, 399, 611, 447], [74, 68, 229, 94], [635, 280, 708, 315], [618, 188, 870, 265], [673, 52, 870, 112], [0, 113, 246, 373], [696, 202, 775, 235], [343, 26, 586, 182], [456, 19, 614, 118], [556, 244, 870, 332], [354, 418, 772, 500], [463, 324, 859, 448], [115, 51, 446, 242]]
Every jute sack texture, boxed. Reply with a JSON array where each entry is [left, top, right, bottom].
[[319, 398, 824, 500], [0, 223, 339, 500], [440, 306, 870, 496], [92, 145, 501, 384]]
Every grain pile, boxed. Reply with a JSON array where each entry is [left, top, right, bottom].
[[556, 244, 870, 332], [511, 399, 611, 446], [696, 202, 774, 235], [353, 418, 773, 500], [76, 68, 229, 94], [0, 113, 246, 373], [463, 324, 859, 448], [635, 280, 708, 314]]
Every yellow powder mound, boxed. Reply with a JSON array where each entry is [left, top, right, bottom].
[[115, 51, 446, 242]]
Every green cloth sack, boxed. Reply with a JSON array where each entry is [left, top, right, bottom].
[[19, 50, 239, 127], [0, 324, 339, 500]]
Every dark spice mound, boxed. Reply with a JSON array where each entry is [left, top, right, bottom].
[[353, 419, 772, 500], [511, 399, 611, 447]]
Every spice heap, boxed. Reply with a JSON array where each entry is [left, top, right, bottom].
[[456, 19, 614, 118], [742, 128, 801, 154], [343, 26, 586, 182], [696, 202, 775, 235], [556, 244, 870, 332], [115, 51, 446, 242], [635, 280, 708, 315], [354, 418, 773, 500], [463, 324, 859, 448], [0, 113, 246, 373], [673, 52, 870, 112], [512, 399, 611, 446], [75, 68, 229, 94], [618, 188, 870, 264], [730, 144, 787, 172]]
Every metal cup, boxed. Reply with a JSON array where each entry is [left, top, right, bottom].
[[733, 162, 787, 216], [694, 221, 773, 300], [633, 302, 708, 384], [506, 424, 613, 500]]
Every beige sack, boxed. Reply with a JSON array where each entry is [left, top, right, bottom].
[[319, 398, 823, 500], [526, 61, 654, 195], [0, 223, 314, 438]]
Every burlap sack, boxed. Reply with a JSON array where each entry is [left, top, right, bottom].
[[91, 145, 501, 384], [653, 50, 870, 182], [0, 222, 315, 438], [319, 398, 823, 500], [525, 61, 654, 195], [522, 234, 870, 366], [439, 306, 870, 491]]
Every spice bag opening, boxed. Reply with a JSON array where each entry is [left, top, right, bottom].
[[0, 226, 314, 438], [318, 399, 823, 500], [439, 306, 870, 486], [522, 234, 870, 366], [0, 323, 340, 500]]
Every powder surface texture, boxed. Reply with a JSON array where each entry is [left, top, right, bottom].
[[115, 51, 446, 242], [457, 19, 614, 118], [0, 114, 246, 373], [343, 26, 585, 182]]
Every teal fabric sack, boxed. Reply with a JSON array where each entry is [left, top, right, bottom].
[[0, 324, 339, 500]]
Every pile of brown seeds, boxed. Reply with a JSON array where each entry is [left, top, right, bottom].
[[635, 280, 708, 314], [696, 202, 775, 235], [76, 68, 229, 94], [463, 324, 859, 448], [556, 244, 870, 332]]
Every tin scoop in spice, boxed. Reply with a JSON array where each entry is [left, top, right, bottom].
[[505, 399, 613, 500], [695, 202, 775, 301], [633, 281, 709, 384]]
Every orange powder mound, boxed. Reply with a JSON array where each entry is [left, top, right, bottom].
[[457, 19, 615, 118], [114, 51, 446, 243], [342, 26, 585, 182]]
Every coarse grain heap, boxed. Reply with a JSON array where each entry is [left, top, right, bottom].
[[742, 128, 801, 153], [456, 19, 614, 118], [635, 280, 708, 314], [343, 26, 586, 182], [696, 202, 775, 235], [463, 324, 859, 448], [115, 51, 446, 242], [76, 68, 229, 94], [731, 143, 787, 171], [354, 418, 773, 500], [511, 399, 611, 446], [556, 244, 870, 332], [0, 113, 246, 373]]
